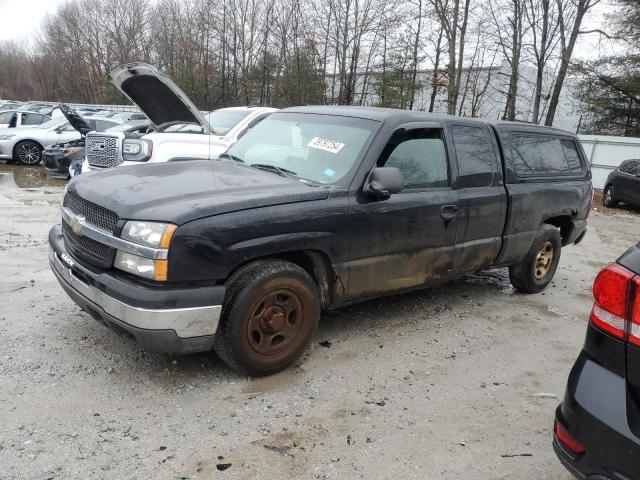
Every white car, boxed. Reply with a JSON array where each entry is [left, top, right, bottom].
[[0, 115, 124, 165], [81, 63, 276, 172], [0, 110, 51, 129]]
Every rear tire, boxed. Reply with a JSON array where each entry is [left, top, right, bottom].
[[509, 224, 562, 294], [603, 184, 618, 208], [213, 260, 321, 376], [14, 141, 43, 165]]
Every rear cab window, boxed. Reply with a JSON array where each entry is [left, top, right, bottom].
[[451, 125, 497, 187], [510, 133, 586, 177]]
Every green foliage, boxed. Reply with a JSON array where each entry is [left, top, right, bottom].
[[574, 55, 640, 136]]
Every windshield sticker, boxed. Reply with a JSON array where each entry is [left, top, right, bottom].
[[323, 168, 336, 177], [307, 137, 345, 154]]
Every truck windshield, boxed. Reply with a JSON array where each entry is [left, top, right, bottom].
[[205, 110, 251, 135], [223, 112, 378, 184]]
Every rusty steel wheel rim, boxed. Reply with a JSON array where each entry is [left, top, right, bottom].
[[535, 241, 554, 280], [247, 289, 305, 356]]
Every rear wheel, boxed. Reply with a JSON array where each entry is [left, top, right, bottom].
[[14, 141, 42, 165], [509, 224, 562, 294], [213, 260, 321, 376], [603, 184, 618, 208]]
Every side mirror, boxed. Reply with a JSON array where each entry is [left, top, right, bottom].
[[364, 167, 404, 199]]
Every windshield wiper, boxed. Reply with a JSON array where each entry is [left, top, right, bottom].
[[250, 163, 298, 177], [218, 152, 245, 163]]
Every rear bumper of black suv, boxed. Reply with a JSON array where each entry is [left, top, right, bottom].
[[554, 343, 640, 480], [49, 224, 225, 354]]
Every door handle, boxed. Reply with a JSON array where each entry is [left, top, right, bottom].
[[440, 204, 458, 220]]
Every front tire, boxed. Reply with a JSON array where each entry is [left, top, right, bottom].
[[14, 141, 43, 165], [603, 184, 618, 208], [509, 224, 562, 294], [213, 260, 321, 376]]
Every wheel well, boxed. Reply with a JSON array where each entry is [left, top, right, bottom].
[[13, 139, 43, 154], [228, 250, 337, 309], [543, 216, 573, 245]]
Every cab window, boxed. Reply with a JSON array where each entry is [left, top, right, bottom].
[[378, 129, 449, 189], [452, 125, 496, 187]]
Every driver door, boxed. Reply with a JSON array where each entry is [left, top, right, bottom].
[[345, 124, 459, 301]]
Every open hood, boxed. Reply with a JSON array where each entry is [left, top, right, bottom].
[[109, 63, 212, 133], [58, 104, 93, 136]]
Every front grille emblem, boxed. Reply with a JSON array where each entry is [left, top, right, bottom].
[[69, 214, 85, 235]]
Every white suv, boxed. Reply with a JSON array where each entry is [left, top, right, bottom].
[[81, 63, 276, 172]]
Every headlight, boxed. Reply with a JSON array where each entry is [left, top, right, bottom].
[[0, 134, 15, 140], [114, 251, 168, 281], [122, 139, 152, 162], [63, 146, 83, 158], [120, 221, 176, 248]]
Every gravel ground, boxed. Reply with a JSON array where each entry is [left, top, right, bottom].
[[2, 163, 640, 480]]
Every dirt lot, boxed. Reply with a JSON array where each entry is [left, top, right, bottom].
[[2, 163, 640, 480]]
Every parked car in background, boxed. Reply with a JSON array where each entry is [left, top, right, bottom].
[[103, 111, 147, 122], [0, 110, 50, 128], [0, 111, 122, 165], [554, 244, 640, 480], [19, 103, 56, 115], [0, 101, 23, 111], [44, 120, 151, 178], [603, 158, 640, 209], [50, 106, 591, 375], [81, 63, 275, 173]]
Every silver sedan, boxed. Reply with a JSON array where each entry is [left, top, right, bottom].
[[0, 118, 77, 165]]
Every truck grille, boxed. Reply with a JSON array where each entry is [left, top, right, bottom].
[[62, 191, 119, 268], [63, 190, 119, 233], [87, 135, 119, 168], [62, 222, 116, 269]]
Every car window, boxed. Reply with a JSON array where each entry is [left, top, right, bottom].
[[60, 122, 77, 132], [39, 118, 65, 129], [224, 112, 378, 184], [560, 140, 584, 173], [22, 113, 44, 125], [129, 114, 146, 120], [510, 134, 575, 176], [379, 129, 449, 189], [206, 110, 251, 135], [0, 111, 15, 123], [94, 120, 117, 131], [619, 160, 639, 174], [452, 125, 495, 187]]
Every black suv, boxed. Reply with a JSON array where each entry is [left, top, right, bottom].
[[49, 106, 592, 375], [603, 159, 640, 209], [554, 244, 640, 479]]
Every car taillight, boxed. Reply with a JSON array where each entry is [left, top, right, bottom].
[[555, 421, 586, 455], [590, 263, 640, 343], [630, 276, 640, 346]]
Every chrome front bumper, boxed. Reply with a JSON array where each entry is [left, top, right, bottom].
[[49, 246, 222, 339]]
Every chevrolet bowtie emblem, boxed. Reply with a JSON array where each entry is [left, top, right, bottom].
[[69, 214, 85, 235]]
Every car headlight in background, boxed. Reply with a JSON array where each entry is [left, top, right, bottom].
[[0, 134, 15, 140], [122, 139, 152, 162], [121, 221, 176, 248], [115, 221, 177, 281]]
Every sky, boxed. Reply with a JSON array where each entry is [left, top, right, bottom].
[[0, 0, 66, 43], [0, 0, 625, 59]]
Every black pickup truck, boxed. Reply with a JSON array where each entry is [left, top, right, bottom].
[[49, 106, 592, 375]]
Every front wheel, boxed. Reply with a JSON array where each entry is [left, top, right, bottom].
[[509, 224, 562, 294], [213, 260, 321, 376], [603, 184, 618, 208], [14, 141, 43, 165]]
